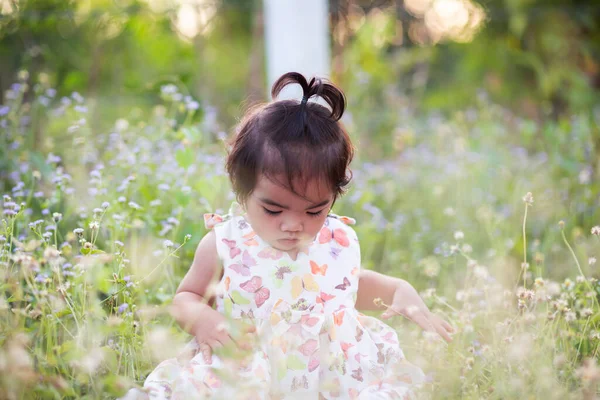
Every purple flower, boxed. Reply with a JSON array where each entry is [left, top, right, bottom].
[[117, 303, 129, 313]]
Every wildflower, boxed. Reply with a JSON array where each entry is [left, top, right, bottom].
[[114, 240, 124, 247], [534, 277, 545, 287], [102, 201, 110, 209], [373, 298, 384, 307], [186, 100, 200, 111], [118, 196, 126, 203], [52, 212, 62, 222], [589, 257, 597, 266], [576, 358, 600, 384], [576, 275, 586, 283], [521, 262, 529, 270], [128, 201, 141, 210], [117, 303, 129, 314], [454, 231, 464, 240], [563, 278, 574, 290], [83, 242, 93, 250], [185, 234, 192, 241], [89, 221, 99, 230], [163, 240, 174, 249], [565, 311, 576, 322], [591, 226, 600, 236], [73, 228, 84, 236], [581, 308, 593, 318], [522, 192, 533, 206]]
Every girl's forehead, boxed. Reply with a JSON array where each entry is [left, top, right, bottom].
[[255, 174, 333, 204]]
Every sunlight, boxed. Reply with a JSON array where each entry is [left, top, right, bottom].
[[404, 0, 485, 43], [175, 0, 217, 39]]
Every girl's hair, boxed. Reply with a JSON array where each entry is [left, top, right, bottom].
[[226, 72, 354, 204]]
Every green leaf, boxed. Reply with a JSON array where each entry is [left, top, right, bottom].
[[175, 148, 194, 169]]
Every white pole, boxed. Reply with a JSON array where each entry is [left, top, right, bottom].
[[263, 0, 330, 100]]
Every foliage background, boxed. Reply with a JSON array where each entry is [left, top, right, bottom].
[[0, 0, 599, 398]]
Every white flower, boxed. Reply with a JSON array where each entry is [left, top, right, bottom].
[[589, 257, 597, 266], [89, 221, 99, 230], [565, 311, 576, 322], [592, 226, 600, 236], [454, 231, 464, 240], [522, 192, 534, 206], [163, 240, 174, 249]]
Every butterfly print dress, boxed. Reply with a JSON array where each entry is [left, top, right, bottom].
[[139, 205, 425, 399]]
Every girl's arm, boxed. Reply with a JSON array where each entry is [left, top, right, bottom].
[[355, 270, 454, 342], [170, 231, 233, 362]]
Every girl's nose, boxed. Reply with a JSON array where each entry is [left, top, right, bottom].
[[280, 215, 303, 232]]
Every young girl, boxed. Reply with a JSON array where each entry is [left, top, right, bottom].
[[133, 72, 453, 399]]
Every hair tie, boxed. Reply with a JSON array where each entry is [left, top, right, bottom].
[[301, 95, 309, 106]]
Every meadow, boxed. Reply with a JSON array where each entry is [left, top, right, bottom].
[[1, 73, 599, 399]]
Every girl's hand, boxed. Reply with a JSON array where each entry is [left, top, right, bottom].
[[379, 282, 454, 343], [192, 306, 256, 364]]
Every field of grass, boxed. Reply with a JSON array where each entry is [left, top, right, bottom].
[[1, 75, 599, 399]]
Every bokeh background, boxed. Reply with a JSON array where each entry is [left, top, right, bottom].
[[1, 0, 599, 398]]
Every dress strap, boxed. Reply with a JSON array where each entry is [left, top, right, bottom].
[[328, 213, 356, 226], [203, 202, 245, 230]]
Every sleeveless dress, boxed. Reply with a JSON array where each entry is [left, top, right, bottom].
[[137, 205, 425, 399]]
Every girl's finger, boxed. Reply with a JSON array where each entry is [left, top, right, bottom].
[[198, 341, 213, 364], [433, 320, 453, 343], [440, 319, 455, 333], [409, 311, 437, 333]]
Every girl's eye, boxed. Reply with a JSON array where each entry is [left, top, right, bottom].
[[307, 210, 324, 217], [263, 207, 281, 216]]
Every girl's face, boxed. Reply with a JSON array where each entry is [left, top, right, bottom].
[[244, 174, 334, 256]]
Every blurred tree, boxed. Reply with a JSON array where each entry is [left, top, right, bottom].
[[331, 0, 599, 118]]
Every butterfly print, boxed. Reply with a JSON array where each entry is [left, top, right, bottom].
[[237, 219, 249, 230], [318, 226, 349, 247], [316, 291, 336, 304], [355, 326, 364, 342], [334, 310, 345, 326], [310, 260, 328, 276], [335, 276, 351, 290], [257, 247, 283, 260], [341, 342, 354, 360], [300, 314, 322, 327], [291, 273, 320, 299], [351, 367, 363, 382], [240, 276, 270, 308], [242, 231, 258, 246], [291, 375, 309, 391], [291, 298, 310, 311], [240, 309, 255, 319], [221, 238, 241, 258], [203, 213, 224, 229], [330, 247, 342, 259], [274, 265, 292, 280], [298, 339, 318, 356], [382, 331, 398, 345], [228, 250, 257, 276]]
